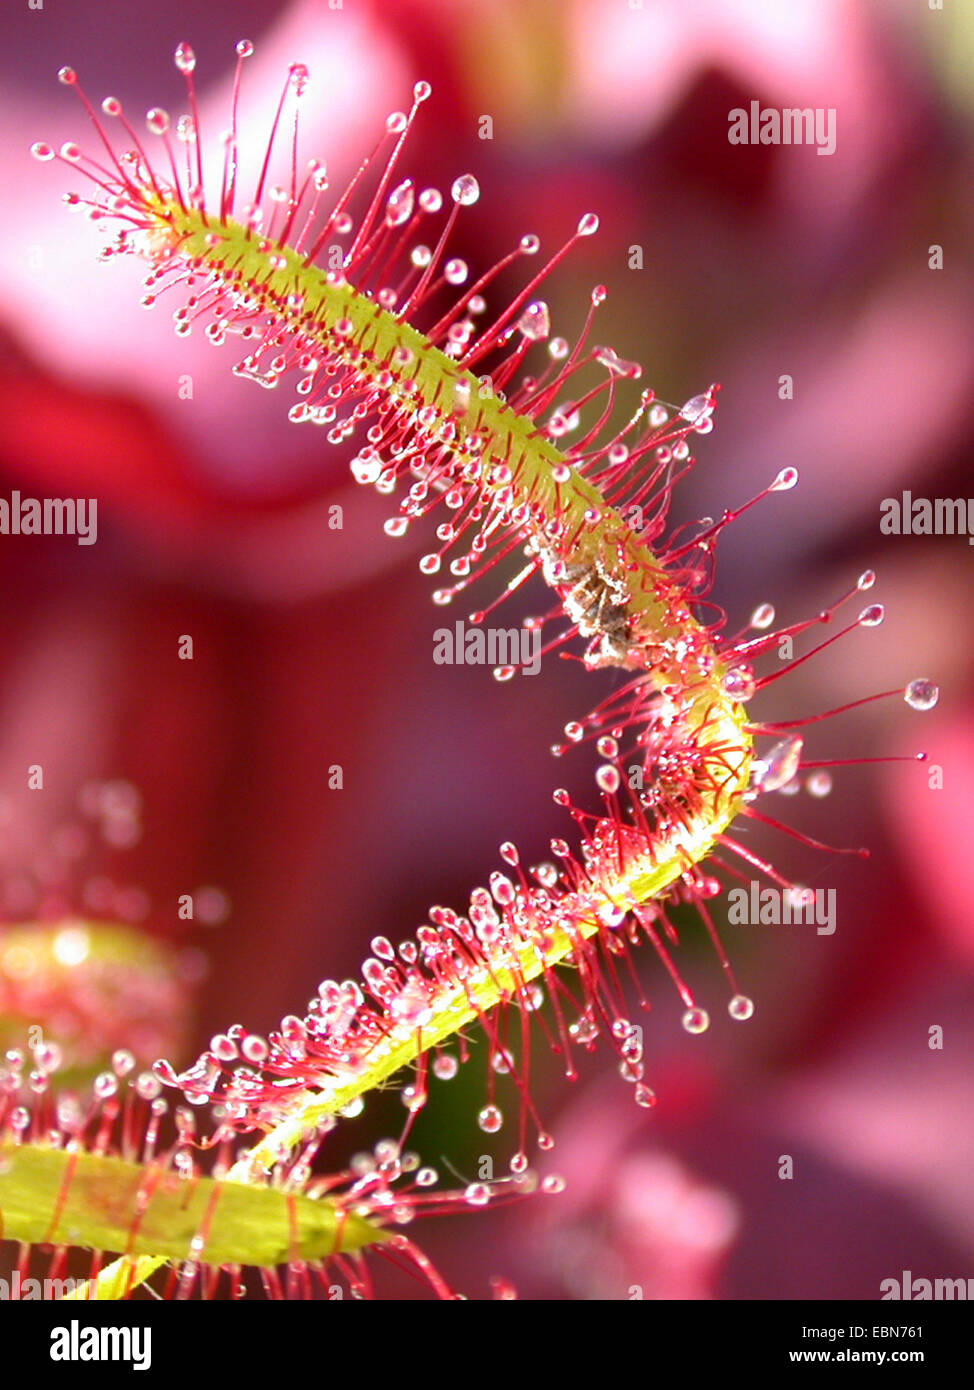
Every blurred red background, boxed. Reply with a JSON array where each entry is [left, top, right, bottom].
[[1, 0, 973, 1299]]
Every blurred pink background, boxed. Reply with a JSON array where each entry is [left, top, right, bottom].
[[1, 0, 973, 1299]]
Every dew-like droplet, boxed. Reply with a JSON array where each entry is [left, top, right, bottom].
[[728, 994, 755, 1021], [770, 466, 799, 492], [210, 1033, 237, 1062], [30, 142, 54, 162], [722, 666, 756, 700], [465, 1182, 491, 1206], [432, 1053, 458, 1081], [111, 1048, 136, 1076], [241, 1034, 268, 1064], [682, 1007, 710, 1034], [477, 1104, 503, 1133], [858, 603, 884, 627], [101, 97, 122, 117], [383, 516, 408, 538], [577, 212, 599, 236], [750, 602, 775, 630], [489, 872, 516, 906], [599, 901, 626, 928], [904, 679, 939, 711], [413, 79, 432, 102], [33, 1041, 62, 1075], [174, 42, 196, 74], [236, 39, 254, 58], [857, 569, 876, 591], [152, 1058, 178, 1085], [385, 178, 414, 227], [678, 392, 714, 425], [136, 1072, 161, 1100], [351, 452, 382, 485], [596, 764, 620, 794], [451, 174, 479, 206], [634, 1084, 657, 1108], [517, 300, 550, 341], [806, 770, 833, 798], [752, 735, 803, 793], [146, 107, 170, 135]]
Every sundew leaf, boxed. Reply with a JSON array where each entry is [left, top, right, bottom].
[[0, 1143, 387, 1267]]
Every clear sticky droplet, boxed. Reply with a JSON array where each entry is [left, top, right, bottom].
[[351, 453, 382, 485], [577, 212, 599, 236], [750, 602, 775, 630], [904, 679, 939, 711], [679, 393, 714, 425], [451, 174, 480, 206], [384, 178, 414, 227], [477, 1104, 503, 1133], [146, 107, 170, 135], [596, 764, 620, 794], [433, 1053, 458, 1081], [770, 467, 799, 492], [722, 667, 756, 700], [728, 994, 754, 1021], [806, 770, 833, 798], [288, 63, 309, 96], [858, 604, 884, 627], [174, 42, 196, 74], [517, 300, 550, 341], [682, 1007, 710, 1034], [752, 735, 803, 793]]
